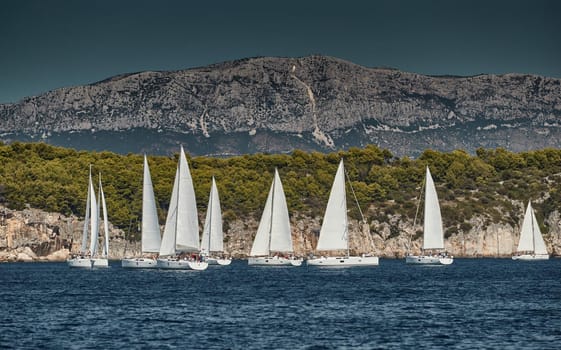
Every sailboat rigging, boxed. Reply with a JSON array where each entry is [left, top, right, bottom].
[[405, 166, 453, 265], [512, 201, 549, 260], [122, 155, 162, 268], [157, 146, 208, 270], [201, 177, 231, 266], [67, 167, 109, 268], [248, 168, 302, 266], [307, 159, 379, 266]]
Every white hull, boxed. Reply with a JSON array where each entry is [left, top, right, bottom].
[[512, 254, 549, 261], [290, 259, 303, 267], [406, 255, 453, 265], [157, 258, 208, 270], [91, 258, 109, 267], [67, 257, 93, 268], [121, 258, 158, 268], [188, 261, 209, 270], [248, 256, 303, 266], [307, 256, 379, 266], [207, 257, 232, 266]]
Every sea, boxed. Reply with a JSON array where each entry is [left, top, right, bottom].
[[1, 259, 560, 349]]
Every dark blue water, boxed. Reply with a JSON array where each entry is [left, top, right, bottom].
[[1, 259, 560, 349]]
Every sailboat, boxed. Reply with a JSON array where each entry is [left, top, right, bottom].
[[91, 174, 110, 267], [248, 168, 302, 266], [67, 168, 109, 268], [512, 201, 549, 260], [200, 177, 231, 266], [122, 155, 162, 268], [307, 159, 379, 266], [157, 146, 208, 270], [405, 166, 453, 265]]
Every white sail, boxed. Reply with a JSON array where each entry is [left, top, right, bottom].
[[175, 146, 199, 252], [423, 167, 444, 250], [517, 202, 548, 255], [141, 155, 161, 253], [80, 169, 92, 254], [250, 177, 274, 256], [316, 160, 348, 251], [531, 209, 548, 255], [201, 177, 224, 253], [99, 177, 109, 257], [159, 167, 179, 257], [159, 147, 199, 256], [250, 169, 293, 256], [270, 169, 293, 252], [89, 173, 99, 256]]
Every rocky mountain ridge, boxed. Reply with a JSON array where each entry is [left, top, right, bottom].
[[1, 55, 561, 156]]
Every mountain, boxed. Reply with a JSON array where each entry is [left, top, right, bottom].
[[1, 55, 560, 156]]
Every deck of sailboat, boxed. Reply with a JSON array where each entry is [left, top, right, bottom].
[[307, 255, 379, 266], [512, 254, 549, 261], [405, 255, 453, 265], [248, 256, 302, 266]]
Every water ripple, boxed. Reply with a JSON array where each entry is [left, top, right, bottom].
[[1, 259, 560, 349]]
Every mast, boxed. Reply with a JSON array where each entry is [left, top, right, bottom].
[[95, 174, 101, 257], [343, 163, 357, 257], [207, 177, 214, 254], [267, 169, 277, 256], [89, 167, 99, 257], [99, 173, 109, 258], [81, 165, 92, 254], [175, 149, 181, 254], [531, 204, 536, 254], [410, 175, 425, 254], [141, 155, 161, 254]]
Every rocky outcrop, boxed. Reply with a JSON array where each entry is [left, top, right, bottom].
[[2, 204, 560, 262], [1, 56, 561, 156], [0, 205, 132, 262]]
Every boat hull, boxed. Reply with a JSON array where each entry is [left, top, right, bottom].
[[188, 261, 209, 270], [207, 257, 232, 266], [512, 254, 549, 261], [307, 256, 379, 266], [157, 258, 208, 270], [121, 258, 158, 268], [405, 255, 453, 265], [248, 256, 303, 266], [91, 258, 109, 267], [67, 257, 93, 268]]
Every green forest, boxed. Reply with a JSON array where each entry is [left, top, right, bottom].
[[1, 142, 560, 240]]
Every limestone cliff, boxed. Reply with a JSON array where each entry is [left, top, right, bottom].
[[2, 205, 560, 262]]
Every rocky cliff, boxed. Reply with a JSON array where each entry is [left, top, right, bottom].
[[2, 204, 560, 262], [1, 56, 561, 156]]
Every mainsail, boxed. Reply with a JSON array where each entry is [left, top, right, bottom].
[[316, 159, 348, 252], [201, 177, 224, 253], [250, 169, 293, 256], [159, 146, 199, 256], [141, 155, 161, 253], [422, 167, 444, 250], [89, 172, 99, 256], [99, 176, 109, 257], [517, 202, 548, 255]]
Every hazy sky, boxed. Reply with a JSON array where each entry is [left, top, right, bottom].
[[1, 0, 560, 103]]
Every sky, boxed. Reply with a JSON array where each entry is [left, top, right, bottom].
[[1, 0, 560, 103]]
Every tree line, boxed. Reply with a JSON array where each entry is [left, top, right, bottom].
[[1, 142, 560, 240]]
